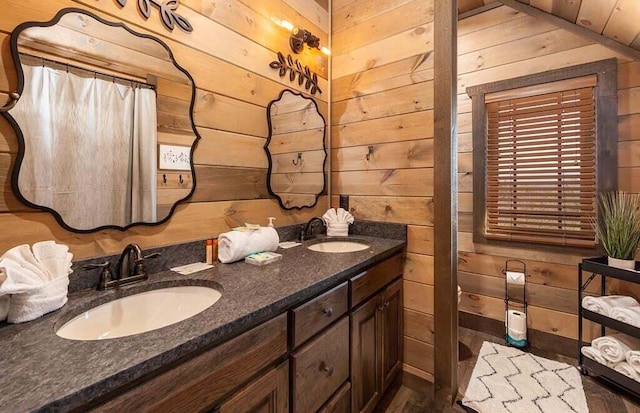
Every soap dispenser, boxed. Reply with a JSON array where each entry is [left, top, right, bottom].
[[267, 217, 276, 227]]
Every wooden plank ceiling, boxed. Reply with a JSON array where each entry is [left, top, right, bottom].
[[458, 0, 640, 53]]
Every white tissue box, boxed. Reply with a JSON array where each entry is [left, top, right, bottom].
[[327, 223, 349, 237]]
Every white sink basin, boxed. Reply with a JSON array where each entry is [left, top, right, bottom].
[[56, 286, 221, 341], [307, 241, 370, 253]]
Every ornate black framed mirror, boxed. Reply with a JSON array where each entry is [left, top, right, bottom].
[[1, 8, 199, 233], [265, 89, 327, 210]]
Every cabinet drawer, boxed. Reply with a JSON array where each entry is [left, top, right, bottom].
[[351, 253, 403, 308], [92, 314, 287, 413], [319, 381, 351, 413], [292, 281, 348, 348], [292, 316, 349, 413]]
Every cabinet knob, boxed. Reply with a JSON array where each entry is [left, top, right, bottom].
[[323, 364, 335, 376], [384, 301, 390, 308], [322, 307, 334, 317], [377, 305, 385, 311]]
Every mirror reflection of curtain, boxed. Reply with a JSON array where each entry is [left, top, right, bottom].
[[131, 87, 157, 223], [11, 63, 157, 229]]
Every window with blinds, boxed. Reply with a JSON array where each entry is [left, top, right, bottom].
[[483, 75, 597, 248]]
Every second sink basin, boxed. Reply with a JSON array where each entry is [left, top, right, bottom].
[[56, 286, 222, 341], [307, 240, 370, 253]]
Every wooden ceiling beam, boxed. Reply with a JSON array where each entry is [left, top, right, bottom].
[[497, 0, 640, 61]]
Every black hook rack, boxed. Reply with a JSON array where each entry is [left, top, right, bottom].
[[292, 152, 302, 165]]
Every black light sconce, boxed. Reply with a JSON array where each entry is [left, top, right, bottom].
[[272, 16, 330, 55]]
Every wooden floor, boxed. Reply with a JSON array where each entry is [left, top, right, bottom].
[[377, 327, 640, 413]]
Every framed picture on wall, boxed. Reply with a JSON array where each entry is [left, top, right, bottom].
[[158, 144, 191, 171]]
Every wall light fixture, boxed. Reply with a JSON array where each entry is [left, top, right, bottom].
[[271, 16, 330, 55]]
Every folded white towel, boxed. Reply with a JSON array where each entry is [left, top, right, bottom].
[[614, 361, 640, 381], [0, 242, 72, 323], [322, 207, 354, 224], [592, 333, 640, 363], [8, 275, 69, 323], [582, 295, 639, 317], [610, 306, 640, 328], [218, 227, 280, 264], [581, 346, 613, 367], [33, 241, 70, 280], [1, 245, 49, 284]]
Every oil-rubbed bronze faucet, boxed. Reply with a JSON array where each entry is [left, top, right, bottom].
[[300, 217, 325, 241], [84, 243, 160, 291]]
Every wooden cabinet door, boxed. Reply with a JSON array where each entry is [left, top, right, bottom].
[[350, 295, 382, 413], [381, 278, 403, 392], [219, 361, 288, 413]]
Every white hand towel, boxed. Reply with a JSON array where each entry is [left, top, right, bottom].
[[0, 258, 47, 295], [33, 240, 70, 280], [610, 306, 640, 328], [582, 295, 640, 317], [7, 275, 69, 323], [322, 208, 354, 224], [0, 242, 72, 323], [581, 346, 613, 367], [614, 361, 640, 382], [1, 245, 49, 283], [592, 333, 640, 363], [218, 227, 280, 264]]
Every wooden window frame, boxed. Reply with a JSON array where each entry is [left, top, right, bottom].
[[467, 59, 618, 251]]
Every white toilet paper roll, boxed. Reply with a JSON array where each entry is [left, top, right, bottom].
[[506, 310, 527, 332], [506, 271, 525, 285]]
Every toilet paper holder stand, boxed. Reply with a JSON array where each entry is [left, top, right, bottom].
[[503, 259, 528, 348]]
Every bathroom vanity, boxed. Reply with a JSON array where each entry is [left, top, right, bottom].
[[0, 234, 405, 413]]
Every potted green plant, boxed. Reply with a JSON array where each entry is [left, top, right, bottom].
[[593, 191, 640, 270]]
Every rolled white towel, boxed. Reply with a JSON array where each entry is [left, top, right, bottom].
[[7, 275, 69, 323], [626, 350, 640, 375], [582, 295, 640, 317], [614, 361, 640, 382], [218, 227, 280, 264], [610, 306, 640, 328], [581, 346, 613, 367], [592, 333, 640, 363]]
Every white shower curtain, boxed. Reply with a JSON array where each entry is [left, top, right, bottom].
[[11, 63, 157, 229], [130, 87, 157, 223]]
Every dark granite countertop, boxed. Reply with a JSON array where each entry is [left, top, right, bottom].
[[0, 234, 405, 412]]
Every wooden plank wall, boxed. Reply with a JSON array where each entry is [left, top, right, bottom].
[[331, 0, 436, 382], [0, 0, 329, 259], [457, 5, 640, 345]]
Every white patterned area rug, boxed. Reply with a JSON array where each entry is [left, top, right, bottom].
[[462, 341, 589, 413]]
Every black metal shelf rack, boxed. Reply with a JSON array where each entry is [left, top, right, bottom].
[[578, 256, 640, 398]]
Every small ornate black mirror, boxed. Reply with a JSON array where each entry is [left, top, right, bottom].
[[2, 8, 199, 232], [265, 90, 327, 210]]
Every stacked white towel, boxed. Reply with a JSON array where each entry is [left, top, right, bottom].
[[610, 306, 640, 328], [322, 208, 354, 237], [592, 333, 640, 363], [0, 241, 72, 323], [582, 295, 639, 316], [218, 227, 279, 264]]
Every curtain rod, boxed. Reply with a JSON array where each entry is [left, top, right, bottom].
[[19, 53, 156, 90]]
